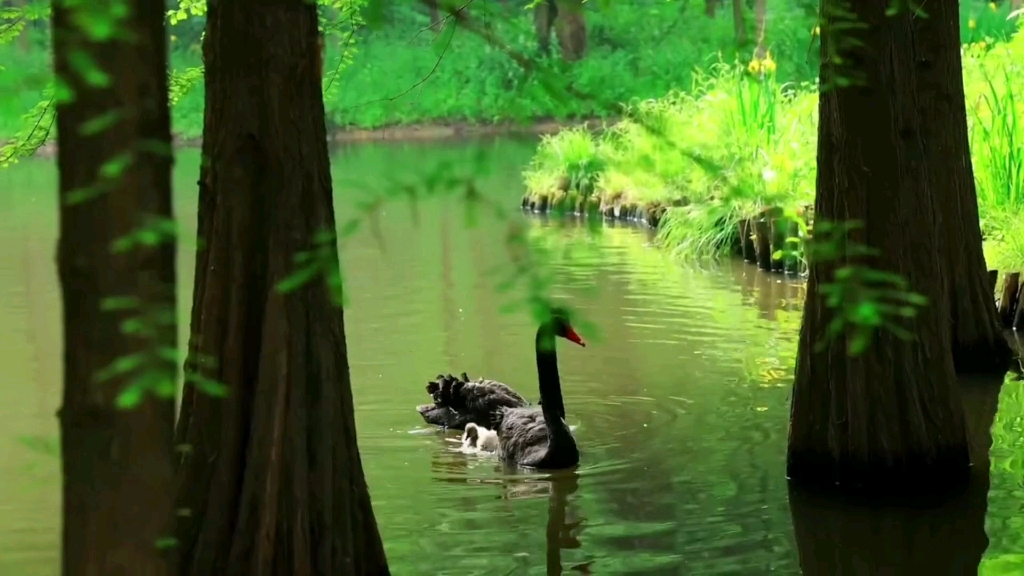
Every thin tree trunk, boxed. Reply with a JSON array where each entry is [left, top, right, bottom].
[[753, 0, 767, 58], [705, 0, 718, 18], [554, 0, 587, 62], [911, 0, 1011, 373], [733, 0, 748, 47], [173, 1, 389, 574], [534, 0, 556, 54], [788, 0, 975, 494], [52, 0, 177, 573]]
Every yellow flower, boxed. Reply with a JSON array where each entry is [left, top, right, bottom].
[[969, 17, 977, 29], [762, 51, 777, 74], [989, 2, 997, 11], [748, 59, 762, 74]]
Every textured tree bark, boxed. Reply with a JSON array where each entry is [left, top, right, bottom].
[[52, 0, 177, 574], [908, 0, 1011, 373], [732, 0, 748, 46], [753, 0, 767, 59], [789, 374, 999, 575], [788, 0, 977, 494], [554, 0, 587, 62], [534, 0, 556, 54], [173, 1, 389, 574]]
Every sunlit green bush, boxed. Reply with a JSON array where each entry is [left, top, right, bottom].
[[526, 18, 1024, 265]]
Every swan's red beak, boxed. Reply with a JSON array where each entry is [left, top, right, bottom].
[[565, 326, 586, 347]]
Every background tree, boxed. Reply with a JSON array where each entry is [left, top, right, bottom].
[[553, 0, 587, 61], [172, 0, 389, 573], [52, 0, 177, 573], [787, 0, 1007, 494], [732, 0, 747, 46]]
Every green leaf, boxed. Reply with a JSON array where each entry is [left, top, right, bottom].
[[115, 384, 145, 409], [276, 265, 321, 294], [67, 50, 111, 88], [94, 352, 147, 383], [99, 151, 134, 179], [78, 109, 124, 136], [100, 296, 141, 311], [154, 537, 179, 550]]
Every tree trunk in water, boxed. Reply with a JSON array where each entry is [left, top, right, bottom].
[[534, 0, 556, 54], [53, 0, 177, 574], [732, 0, 748, 47], [753, 0, 767, 58], [910, 0, 1011, 373], [173, 2, 389, 574], [788, 0, 978, 494], [554, 0, 587, 62]]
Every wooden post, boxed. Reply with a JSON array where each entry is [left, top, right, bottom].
[[998, 272, 1020, 328], [770, 214, 786, 273], [1014, 282, 1024, 331], [785, 220, 801, 275], [743, 218, 757, 263], [754, 214, 772, 271]]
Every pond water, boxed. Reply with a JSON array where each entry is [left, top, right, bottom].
[[2, 138, 1024, 575]]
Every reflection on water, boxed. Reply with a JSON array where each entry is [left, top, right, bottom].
[[2, 139, 1024, 574]]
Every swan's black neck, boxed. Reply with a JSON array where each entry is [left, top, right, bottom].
[[536, 327, 566, 423]]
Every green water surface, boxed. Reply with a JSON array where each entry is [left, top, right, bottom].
[[2, 139, 1024, 575]]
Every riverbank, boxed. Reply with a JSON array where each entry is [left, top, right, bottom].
[[16, 117, 618, 160], [522, 30, 1024, 272]]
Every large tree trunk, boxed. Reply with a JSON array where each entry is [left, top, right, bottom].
[[788, 0, 982, 494], [172, 1, 389, 574], [912, 0, 1011, 373], [53, 0, 177, 574], [554, 0, 587, 62]]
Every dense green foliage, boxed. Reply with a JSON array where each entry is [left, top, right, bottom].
[[525, 11, 1024, 271], [3, 0, 824, 141]]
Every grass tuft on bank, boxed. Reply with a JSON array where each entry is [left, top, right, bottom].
[[524, 20, 1024, 270]]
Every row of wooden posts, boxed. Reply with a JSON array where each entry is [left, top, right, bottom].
[[734, 208, 806, 276], [736, 207, 1024, 331]]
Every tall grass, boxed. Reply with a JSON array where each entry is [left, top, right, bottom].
[[526, 19, 1024, 264], [965, 31, 1024, 270]]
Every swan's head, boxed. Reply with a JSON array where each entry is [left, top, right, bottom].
[[548, 306, 586, 347]]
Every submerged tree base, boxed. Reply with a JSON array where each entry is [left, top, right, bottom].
[[786, 448, 972, 501], [951, 336, 1013, 376]]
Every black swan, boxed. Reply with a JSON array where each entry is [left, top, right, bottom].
[[493, 308, 584, 469], [461, 423, 499, 452], [416, 372, 535, 430]]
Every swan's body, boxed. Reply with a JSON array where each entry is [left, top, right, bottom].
[[416, 372, 533, 430], [461, 423, 499, 452], [493, 312, 583, 469], [416, 307, 585, 470]]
